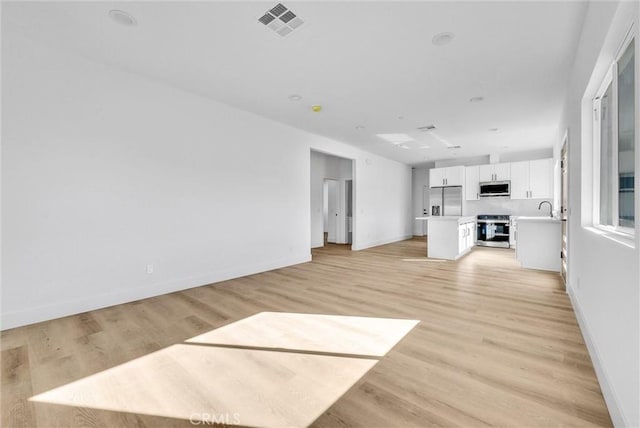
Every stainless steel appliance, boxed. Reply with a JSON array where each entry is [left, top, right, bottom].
[[429, 186, 462, 216], [479, 181, 510, 197], [476, 214, 511, 248]]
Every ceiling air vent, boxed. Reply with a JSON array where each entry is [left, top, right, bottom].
[[258, 3, 305, 37], [417, 125, 436, 132]]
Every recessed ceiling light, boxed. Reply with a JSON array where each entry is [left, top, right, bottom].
[[432, 32, 455, 46], [470, 96, 484, 103], [109, 10, 137, 26], [288, 94, 302, 101]]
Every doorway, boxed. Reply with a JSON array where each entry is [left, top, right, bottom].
[[560, 134, 569, 286], [422, 185, 430, 235], [311, 150, 354, 249]]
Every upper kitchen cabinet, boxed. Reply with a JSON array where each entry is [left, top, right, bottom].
[[529, 159, 553, 198], [479, 163, 511, 182], [511, 158, 552, 199], [465, 165, 480, 200], [429, 166, 464, 187]]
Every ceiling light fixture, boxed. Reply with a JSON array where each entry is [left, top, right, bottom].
[[288, 94, 302, 101], [469, 96, 484, 103], [109, 10, 137, 26], [432, 32, 455, 46]]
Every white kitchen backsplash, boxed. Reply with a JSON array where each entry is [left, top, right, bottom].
[[464, 197, 554, 216]]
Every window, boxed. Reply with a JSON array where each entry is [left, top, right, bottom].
[[593, 34, 635, 235]]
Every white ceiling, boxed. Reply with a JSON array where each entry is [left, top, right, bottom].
[[3, 1, 588, 165]]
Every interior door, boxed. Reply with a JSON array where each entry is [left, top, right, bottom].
[[345, 180, 353, 244], [561, 141, 568, 286], [422, 186, 430, 235], [326, 179, 338, 243]]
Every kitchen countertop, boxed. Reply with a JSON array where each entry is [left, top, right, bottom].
[[416, 216, 476, 222], [514, 216, 561, 223]]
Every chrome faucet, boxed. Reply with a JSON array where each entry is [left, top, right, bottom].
[[538, 201, 553, 218]]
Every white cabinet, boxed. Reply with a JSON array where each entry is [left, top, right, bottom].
[[465, 166, 480, 200], [427, 216, 475, 260], [430, 168, 445, 187], [479, 163, 510, 182], [529, 159, 552, 198], [511, 159, 552, 199], [510, 161, 529, 199], [465, 221, 475, 249], [458, 219, 476, 255], [515, 217, 561, 271], [429, 166, 464, 187]]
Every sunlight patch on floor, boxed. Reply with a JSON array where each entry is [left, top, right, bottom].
[[187, 312, 419, 357], [31, 344, 377, 426], [30, 312, 419, 427]]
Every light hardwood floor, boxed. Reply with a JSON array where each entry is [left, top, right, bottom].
[[1, 238, 611, 427]]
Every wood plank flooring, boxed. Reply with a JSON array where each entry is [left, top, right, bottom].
[[1, 238, 612, 427]]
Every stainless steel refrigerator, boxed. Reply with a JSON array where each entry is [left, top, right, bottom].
[[429, 186, 462, 216]]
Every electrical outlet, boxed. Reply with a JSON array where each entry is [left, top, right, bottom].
[[146, 264, 154, 274]]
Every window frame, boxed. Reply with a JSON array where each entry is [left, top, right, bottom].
[[592, 29, 636, 237]]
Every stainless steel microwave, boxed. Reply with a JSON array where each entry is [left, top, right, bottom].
[[479, 181, 510, 197]]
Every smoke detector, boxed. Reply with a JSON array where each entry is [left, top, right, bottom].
[[258, 3, 305, 37]]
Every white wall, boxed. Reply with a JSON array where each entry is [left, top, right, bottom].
[[310, 151, 352, 248], [432, 149, 553, 169], [1, 31, 412, 329], [554, 1, 639, 426]]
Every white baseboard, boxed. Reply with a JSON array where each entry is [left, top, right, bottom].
[[567, 286, 628, 427], [1, 253, 311, 331], [352, 234, 413, 251]]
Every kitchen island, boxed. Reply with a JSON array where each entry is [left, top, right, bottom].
[[514, 216, 561, 271], [416, 216, 476, 260]]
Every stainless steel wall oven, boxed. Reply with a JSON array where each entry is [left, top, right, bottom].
[[476, 215, 511, 248]]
